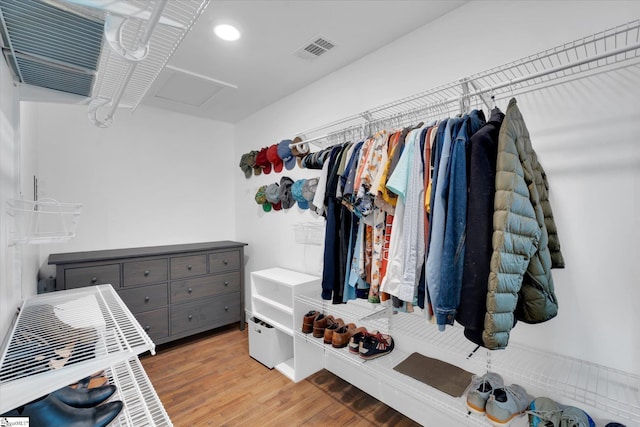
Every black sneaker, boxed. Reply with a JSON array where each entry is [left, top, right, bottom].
[[359, 333, 394, 360]]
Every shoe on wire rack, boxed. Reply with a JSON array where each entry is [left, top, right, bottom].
[[323, 317, 345, 344], [301, 310, 318, 334], [528, 396, 595, 427], [348, 328, 374, 354], [466, 371, 504, 415], [485, 384, 532, 426], [358, 332, 394, 360]]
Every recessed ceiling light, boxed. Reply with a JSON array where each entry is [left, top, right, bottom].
[[214, 24, 240, 41]]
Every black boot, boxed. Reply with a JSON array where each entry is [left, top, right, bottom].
[[52, 385, 117, 408], [21, 394, 123, 427]]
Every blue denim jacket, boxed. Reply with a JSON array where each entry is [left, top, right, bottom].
[[436, 110, 486, 328], [426, 117, 462, 327]]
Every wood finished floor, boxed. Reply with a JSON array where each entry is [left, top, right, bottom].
[[141, 324, 420, 427]]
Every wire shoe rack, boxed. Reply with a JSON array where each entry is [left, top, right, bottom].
[[296, 295, 640, 425], [0, 285, 166, 424]]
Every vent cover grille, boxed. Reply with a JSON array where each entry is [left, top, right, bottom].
[[0, 0, 103, 97], [293, 35, 336, 61]]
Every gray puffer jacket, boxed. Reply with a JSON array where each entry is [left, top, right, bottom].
[[483, 98, 565, 350]]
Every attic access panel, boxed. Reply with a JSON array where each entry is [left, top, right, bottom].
[[0, 0, 103, 97]]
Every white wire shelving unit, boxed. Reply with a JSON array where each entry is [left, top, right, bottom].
[[286, 19, 640, 426], [296, 295, 490, 426], [296, 295, 640, 425], [106, 357, 171, 427], [292, 19, 640, 148], [0, 285, 169, 425], [6, 198, 82, 245], [60, 0, 211, 127]]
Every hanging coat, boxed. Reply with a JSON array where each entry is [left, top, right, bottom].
[[483, 98, 565, 350]]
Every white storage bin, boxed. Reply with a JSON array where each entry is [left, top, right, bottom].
[[248, 316, 293, 369]]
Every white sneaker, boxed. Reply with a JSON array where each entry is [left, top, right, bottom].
[[466, 372, 504, 415], [485, 384, 532, 426]]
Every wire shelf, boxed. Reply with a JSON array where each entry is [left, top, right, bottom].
[[294, 331, 489, 426], [107, 357, 172, 427], [295, 19, 640, 147], [295, 295, 640, 423], [292, 222, 325, 246], [296, 294, 390, 333], [6, 198, 82, 245], [87, 0, 210, 126], [0, 285, 155, 414]]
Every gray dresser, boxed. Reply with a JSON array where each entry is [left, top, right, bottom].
[[48, 241, 247, 344]]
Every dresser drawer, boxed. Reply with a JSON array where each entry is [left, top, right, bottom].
[[171, 292, 240, 335], [135, 308, 169, 341], [171, 272, 240, 304], [170, 254, 207, 279], [65, 264, 121, 289], [118, 283, 168, 313], [123, 258, 168, 287], [208, 250, 240, 273]]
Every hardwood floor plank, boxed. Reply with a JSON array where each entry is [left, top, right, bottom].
[[141, 324, 420, 426]]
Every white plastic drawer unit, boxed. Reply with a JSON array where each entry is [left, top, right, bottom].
[[248, 316, 293, 369]]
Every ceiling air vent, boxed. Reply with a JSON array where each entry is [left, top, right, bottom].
[[293, 35, 336, 61]]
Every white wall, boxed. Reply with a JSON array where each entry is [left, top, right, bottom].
[[28, 103, 237, 277], [0, 48, 19, 341], [0, 58, 40, 340], [234, 0, 640, 376]]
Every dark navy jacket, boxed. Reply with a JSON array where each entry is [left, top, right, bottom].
[[456, 107, 504, 345]]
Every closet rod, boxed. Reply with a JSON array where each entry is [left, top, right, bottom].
[[290, 20, 640, 149], [289, 96, 467, 150]]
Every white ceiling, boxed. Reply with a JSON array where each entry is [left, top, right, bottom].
[[141, 0, 469, 123]]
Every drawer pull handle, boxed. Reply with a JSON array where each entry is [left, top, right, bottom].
[[224, 281, 228, 286], [144, 326, 150, 331], [187, 265, 192, 270], [188, 314, 193, 320], [223, 260, 228, 265], [224, 306, 229, 311], [144, 296, 150, 302], [91, 277, 97, 283], [256, 328, 261, 334], [188, 288, 193, 293], [144, 270, 150, 276]]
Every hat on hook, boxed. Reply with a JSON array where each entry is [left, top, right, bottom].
[[238, 151, 257, 179], [254, 147, 272, 174], [278, 176, 295, 209], [291, 179, 308, 209], [290, 136, 309, 168], [277, 139, 296, 170], [265, 182, 282, 210], [254, 185, 272, 212], [266, 144, 283, 173], [302, 177, 319, 201]]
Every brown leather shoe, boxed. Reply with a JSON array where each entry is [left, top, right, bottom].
[[312, 314, 333, 338], [302, 310, 318, 334], [323, 318, 345, 344], [332, 323, 357, 348]]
